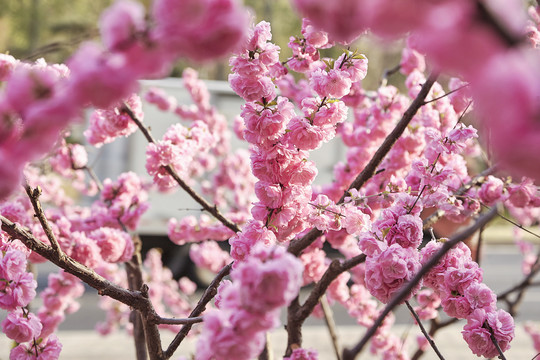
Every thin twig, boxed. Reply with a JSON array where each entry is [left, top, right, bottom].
[[164, 262, 233, 358], [405, 301, 445, 360], [422, 84, 469, 105], [320, 295, 342, 360], [342, 208, 497, 360], [24, 184, 63, 255], [153, 316, 204, 325], [123, 103, 241, 234]]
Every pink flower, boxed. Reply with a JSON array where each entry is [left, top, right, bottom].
[[288, 117, 327, 151], [462, 309, 514, 358], [284, 348, 319, 360], [292, 0, 366, 43], [385, 214, 423, 249], [0, 53, 18, 81], [66, 42, 139, 109], [1, 309, 42, 343], [310, 68, 352, 99], [144, 87, 177, 111], [99, 0, 146, 51], [400, 46, 425, 76], [364, 244, 422, 304], [478, 175, 505, 206], [229, 74, 276, 102], [233, 245, 303, 313], [151, 0, 249, 61], [0, 272, 37, 310], [84, 94, 142, 147], [89, 227, 133, 263]]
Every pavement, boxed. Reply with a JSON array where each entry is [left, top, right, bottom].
[[1, 243, 539, 359]]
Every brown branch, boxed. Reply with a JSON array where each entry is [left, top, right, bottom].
[[152, 316, 204, 326], [122, 103, 241, 234], [405, 301, 445, 360], [164, 262, 233, 358], [25, 184, 63, 255], [285, 254, 366, 355], [342, 208, 497, 360], [0, 214, 143, 308], [289, 71, 439, 257], [125, 233, 151, 360]]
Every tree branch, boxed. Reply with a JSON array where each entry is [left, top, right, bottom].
[[342, 207, 497, 360], [405, 301, 445, 360], [164, 262, 233, 358], [122, 103, 241, 234], [286, 254, 366, 355], [289, 71, 439, 257]]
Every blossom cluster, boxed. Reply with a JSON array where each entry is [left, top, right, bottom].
[[196, 245, 303, 360]]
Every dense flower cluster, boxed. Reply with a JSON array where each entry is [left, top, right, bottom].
[[196, 245, 303, 359], [2, 0, 540, 359]]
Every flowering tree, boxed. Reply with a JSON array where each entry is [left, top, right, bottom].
[[1, 0, 540, 359]]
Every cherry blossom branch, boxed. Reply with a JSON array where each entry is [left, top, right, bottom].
[[487, 322, 507, 360], [422, 84, 469, 105], [125, 232, 151, 360], [422, 165, 497, 230], [342, 207, 497, 360], [25, 184, 63, 255], [405, 301, 445, 360], [286, 254, 366, 355], [122, 103, 241, 234], [0, 214, 144, 308], [164, 262, 233, 358], [289, 71, 439, 257]]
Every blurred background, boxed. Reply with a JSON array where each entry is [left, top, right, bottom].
[[0, 0, 405, 89]]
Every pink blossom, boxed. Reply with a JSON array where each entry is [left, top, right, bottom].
[[66, 42, 139, 109], [99, 0, 146, 51], [0, 248, 28, 279], [151, 0, 249, 61], [233, 245, 303, 313], [70, 232, 102, 268], [448, 77, 471, 114], [310, 68, 352, 99], [292, 0, 366, 43], [0, 53, 18, 81], [400, 47, 425, 76], [84, 94, 142, 147], [1, 309, 42, 343], [478, 175, 505, 206], [229, 74, 276, 102], [464, 282, 497, 312], [144, 87, 177, 111], [288, 117, 327, 151], [364, 244, 422, 303], [335, 52, 368, 83], [385, 214, 423, 249], [189, 241, 232, 273], [462, 308, 514, 358], [88, 227, 133, 263], [0, 272, 37, 310], [284, 348, 319, 360], [4, 66, 61, 116]]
